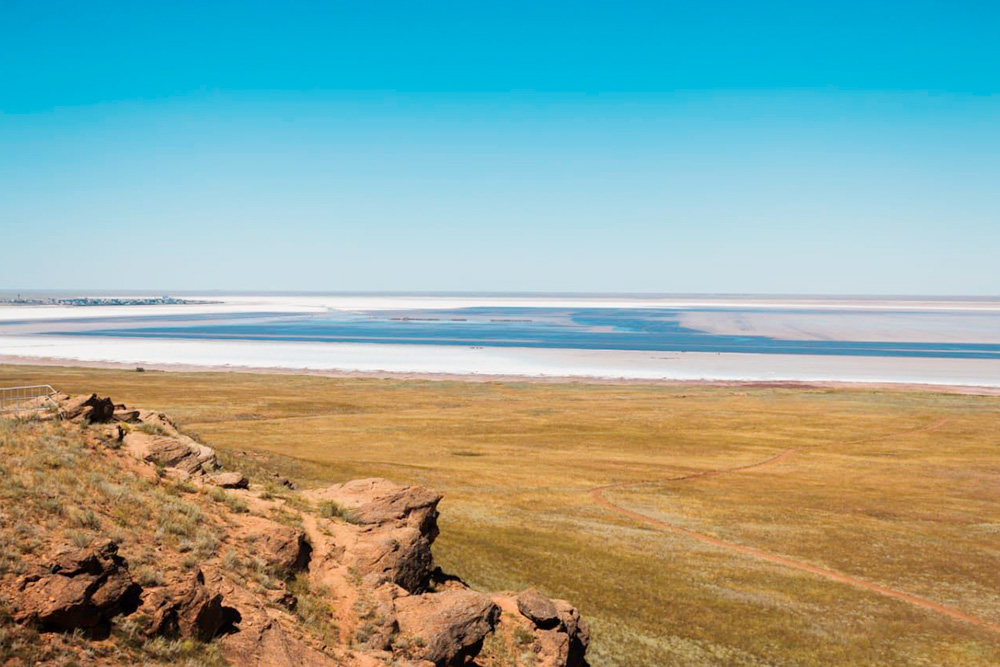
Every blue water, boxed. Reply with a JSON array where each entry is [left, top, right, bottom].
[[54, 307, 1000, 360]]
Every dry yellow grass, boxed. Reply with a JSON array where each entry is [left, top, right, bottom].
[[2, 365, 999, 667], [0, 417, 231, 666]]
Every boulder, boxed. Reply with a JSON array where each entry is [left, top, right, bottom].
[[265, 582, 298, 610], [338, 521, 436, 593], [490, 594, 591, 667], [123, 431, 217, 475], [199, 568, 341, 667], [309, 477, 442, 534], [113, 408, 141, 423], [210, 472, 249, 489], [142, 569, 239, 641], [430, 567, 471, 593], [14, 539, 141, 633], [121, 408, 219, 474], [553, 598, 591, 667], [99, 423, 125, 444], [257, 526, 312, 577], [59, 394, 116, 423], [394, 589, 500, 666], [308, 478, 442, 592], [219, 614, 342, 667], [136, 409, 178, 432], [517, 588, 560, 629], [272, 473, 296, 490], [352, 581, 405, 650]]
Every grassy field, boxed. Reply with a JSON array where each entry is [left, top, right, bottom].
[[2, 365, 999, 667]]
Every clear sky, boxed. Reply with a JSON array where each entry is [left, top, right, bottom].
[[1, 1, 998, 295]]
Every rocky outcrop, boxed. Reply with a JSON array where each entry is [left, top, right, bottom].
[[271, 473, 296, 490], [394, 588, 500, 666], [265, 581, 298, 610], [121, 405, 219, 475], [256, 526, 312, 577], [135, 409, 178, 431], [203, 568, 343, 667], [141, 570, 239, 641], [307, 478, 442, 593], [2, 397, 591, 667], [310, 477, 442, 534], [300, 476, 592, 666], [553, 598, 591, 667], [492, 592, 591, 667], [58, 394, 116, 423], [340, 520, 437, 593], [517, 588, 561, 628], [56, 393, 223, 477], [211, 471, 249, 489], [361, 582, 405, 650], [219, 615, 342, 667], [13, 540, 141, 634], [112, 408, 141, 423], [123, 431, 218, 474]]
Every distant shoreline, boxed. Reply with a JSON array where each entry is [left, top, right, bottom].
[[2, 294, 999, 392], [2, 353, 998, 397]]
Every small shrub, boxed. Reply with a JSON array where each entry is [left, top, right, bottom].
[[222, 549, 241, 571], [269, 507, 304, 528], [319, 500, 357, 523], [166, 480, 198, 496], [70, 508, 101, 530], [289, 574, 339, 646], [135, 566, 165, 587], [227, 495, 249, 514], [355, 623, 375, 644], [38, 496, 63, 516], [514, 626, 536, 646], [140, 636, 226, 665], [97, 481, 127, 502], [137, 422, 169, 437], [194, 531, 221, 558], [209, 487, 248, 514], [67, 529, 95, 548]]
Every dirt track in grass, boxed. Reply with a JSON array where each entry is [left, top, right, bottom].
[[588, 417, 1000, 635]]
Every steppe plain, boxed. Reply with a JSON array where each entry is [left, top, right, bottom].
[[2, 364, 998, 667]]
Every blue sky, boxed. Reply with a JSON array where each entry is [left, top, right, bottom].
[[1, 1, 998, 294]]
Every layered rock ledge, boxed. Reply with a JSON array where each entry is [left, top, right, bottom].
[[2, 393, 590, 667]]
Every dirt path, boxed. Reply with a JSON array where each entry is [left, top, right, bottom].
[[588, 418, 1000, 635]]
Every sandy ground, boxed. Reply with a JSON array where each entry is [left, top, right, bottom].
[[1, 335, 998, 394], [3, 355, 999, 396]]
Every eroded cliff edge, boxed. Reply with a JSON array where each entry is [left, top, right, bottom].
[[0, 393, 589, 667]]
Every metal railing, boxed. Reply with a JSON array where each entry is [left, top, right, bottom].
[[0, 385, 59, 414]]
